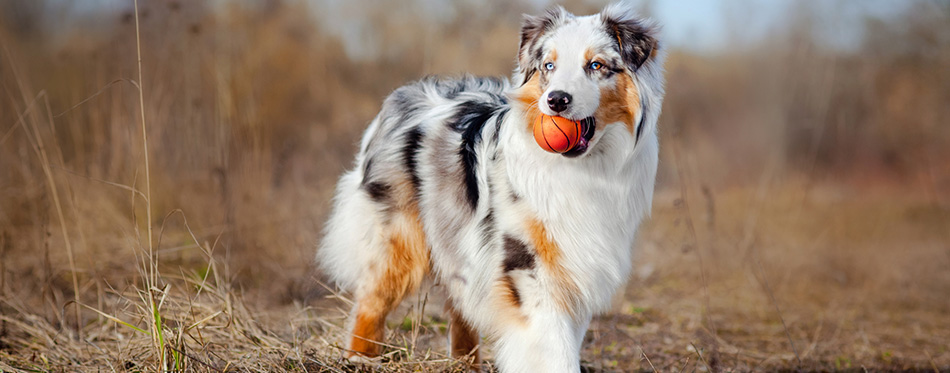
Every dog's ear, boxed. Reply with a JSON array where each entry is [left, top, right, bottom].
[[601, 4, 658, 71], [517, 6, 567, 85]]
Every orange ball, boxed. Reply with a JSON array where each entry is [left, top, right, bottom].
[[533, 114, 582, 153]]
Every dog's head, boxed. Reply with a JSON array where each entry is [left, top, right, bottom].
[[513, 4, 660, 157]]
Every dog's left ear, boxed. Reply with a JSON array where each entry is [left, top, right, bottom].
[[517, 6, 568, 85], [601, 4, 658, 71]]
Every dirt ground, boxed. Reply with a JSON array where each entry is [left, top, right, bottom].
[[292, 185, 950, 372], [6, 181, 946, 372]]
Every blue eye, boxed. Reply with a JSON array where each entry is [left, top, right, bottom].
[[589, 61, 603, 70], [544, 62, 555, 71]]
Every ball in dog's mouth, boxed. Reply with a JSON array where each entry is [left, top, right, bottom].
[[562, 117, 595, 158]]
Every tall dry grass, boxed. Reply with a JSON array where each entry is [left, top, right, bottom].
[[1, 0, 948, 371]]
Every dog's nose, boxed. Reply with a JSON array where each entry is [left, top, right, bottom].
[[546, 90, 572, 113]]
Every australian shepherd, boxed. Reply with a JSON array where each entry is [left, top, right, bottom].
[[318, 3, 665, 372]]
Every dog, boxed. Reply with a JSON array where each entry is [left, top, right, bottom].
[[318, 3, 664, 372]]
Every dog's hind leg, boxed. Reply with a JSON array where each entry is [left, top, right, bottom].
[[319, 170, 430, 358], [445, 299, 480, 365], [347, 203, 429, 358]]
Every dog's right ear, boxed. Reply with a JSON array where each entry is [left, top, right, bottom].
[[601, 4, 658, 72], [517, 6, 567, 86]]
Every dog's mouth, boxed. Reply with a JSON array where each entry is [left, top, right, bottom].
[[562, 117, 595, 158]]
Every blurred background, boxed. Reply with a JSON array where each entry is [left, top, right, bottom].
[[1, 0, 948, 370]]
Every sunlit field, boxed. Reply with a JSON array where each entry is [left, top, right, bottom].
[[1, 1, 948, 371]]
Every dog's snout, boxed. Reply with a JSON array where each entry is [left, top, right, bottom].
[[546, 91, 572, 113]]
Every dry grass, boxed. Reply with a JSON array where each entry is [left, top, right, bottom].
[[1, 0, 949, 372]]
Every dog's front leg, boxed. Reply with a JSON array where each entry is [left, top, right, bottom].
[[492, 309, 591, 373]]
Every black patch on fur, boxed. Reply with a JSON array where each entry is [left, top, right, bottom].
[[492, 108, 508, 141], [363, 181, 391, 204], [602, 14, 657, 71], [451, 100, 501, 210], [503, 235, 535, 272], [478, 208, 495, 248], [635, 103, 646, 145], [402, 127, 425, 195], [450, 101, 499, 135]]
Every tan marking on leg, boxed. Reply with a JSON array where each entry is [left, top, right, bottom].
[[526, 218, 581, 317], [349, 305, 387, 357], [348, 199, 430, 358], [380, 202, 429, 302], [446, 300, 481, 365]]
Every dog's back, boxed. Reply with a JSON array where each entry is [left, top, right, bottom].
[[318, 75, 509, 294]]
